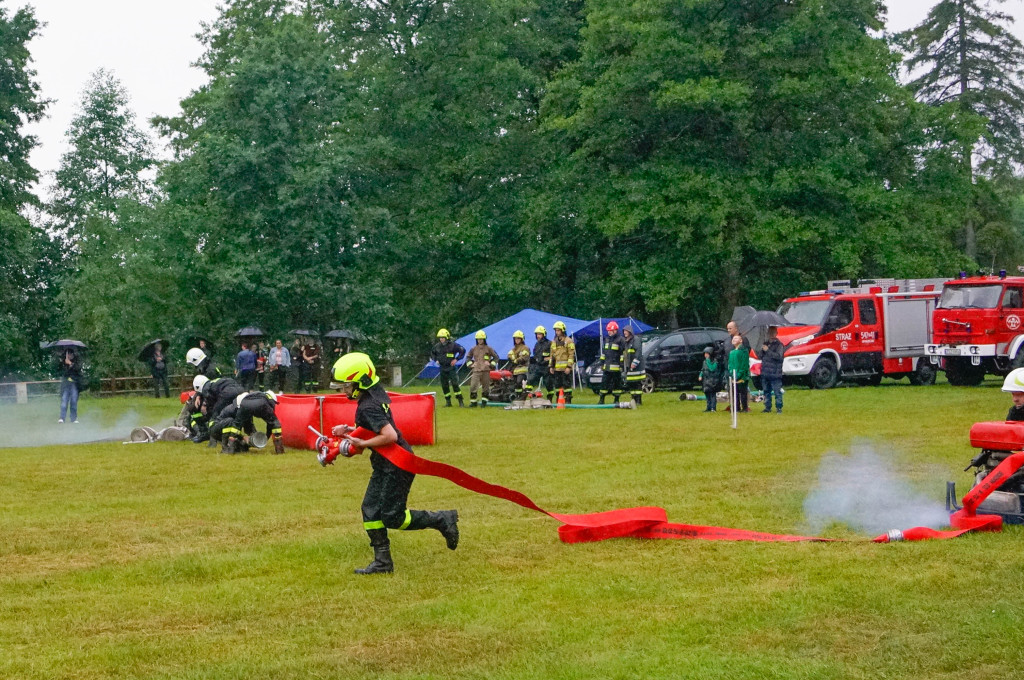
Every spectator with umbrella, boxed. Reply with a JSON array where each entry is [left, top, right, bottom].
[[235, 342, 258, 390], [140, 339, 170, 398], [50, 340, 86, 423]]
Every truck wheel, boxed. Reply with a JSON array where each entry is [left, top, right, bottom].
[[909, 361, 937, 386], [945, 358, 984, 386], [641, 375, 656, 393], [809, 357, 839, 390]]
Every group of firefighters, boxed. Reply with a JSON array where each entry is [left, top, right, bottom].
[[429, 321, 642, 408], [181, 346, 285, 455]]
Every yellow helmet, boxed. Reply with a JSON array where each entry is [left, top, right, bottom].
[[513, 330, 525, 340], [553, 321, 567, 332], [475, 330, 487, 340], [534, 325, 546, 335], [437, 328, 450, 339], [332, 352, 379, 391]]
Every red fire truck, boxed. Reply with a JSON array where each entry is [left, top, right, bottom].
[[754, 278, 947, 389], [925, 272, 1024, 386]]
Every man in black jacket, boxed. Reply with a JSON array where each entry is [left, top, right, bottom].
[[430, 329, 465, 407], [759, 326, 785, 413], [525, 326, 552, 400]]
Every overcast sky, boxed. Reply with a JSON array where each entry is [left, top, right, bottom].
[[20, 0, 1024, 190]]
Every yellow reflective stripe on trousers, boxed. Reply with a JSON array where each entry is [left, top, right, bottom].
[[399, 510, 412, 530], [363, 520, 385, 530]]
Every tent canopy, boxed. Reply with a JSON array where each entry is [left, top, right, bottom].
[[417, 309, 590, 378], [416, 310, 653, 378], [574, 317, 653, 338]]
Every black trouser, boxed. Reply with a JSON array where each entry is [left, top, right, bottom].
[[525, 364, 551, 399], [550, 370, 573, 399], [151, 369, 169, 398], [227, 394, 282, 439], [626, 371, 645, 402], [513, 371, 529, 399], [361, 451, 439, 533], [299, 362, 318, 393], [439, 368, 462, 402], [600, 370, 623, 399], [734, 381, 748, 411], [256, 370, 265, 390], [239, 369, 256, 390], [269, 367, 288, 392]]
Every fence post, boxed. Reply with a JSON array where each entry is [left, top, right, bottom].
[[15, 382, 28, 404]]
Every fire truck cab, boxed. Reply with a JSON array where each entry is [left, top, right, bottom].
[[771, 278, 945, 389], [925, 273, 1024, 386]]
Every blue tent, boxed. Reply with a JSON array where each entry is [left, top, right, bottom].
[[417, 309, 590, 378], [575, 317, 653, 338]]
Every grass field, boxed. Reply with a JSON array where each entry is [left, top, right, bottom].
[[3, 379, 1024, 679]]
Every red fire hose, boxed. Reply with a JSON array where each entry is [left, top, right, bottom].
[[334, 427, 1022, 544]]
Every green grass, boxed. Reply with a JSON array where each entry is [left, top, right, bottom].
[[3, 381, 1024, 679]]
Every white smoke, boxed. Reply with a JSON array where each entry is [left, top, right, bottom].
[[0, 400, 161, 448], [803, 442, 950, 535]]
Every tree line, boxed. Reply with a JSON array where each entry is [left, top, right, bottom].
[[2, 0, 1024, 378]]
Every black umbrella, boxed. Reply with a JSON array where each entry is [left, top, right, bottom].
[[736, 310, 790, 335], [45, 339, 88, 350], [325, 329, 357, 340], [138, 338, 166, 362], [290, 329, 320, 337], [236, 327, 265, 337]]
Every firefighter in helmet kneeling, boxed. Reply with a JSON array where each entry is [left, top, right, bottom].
[[330, 352, 459, 574]]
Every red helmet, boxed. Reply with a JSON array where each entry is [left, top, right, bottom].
[[606, 320, 619, 334]]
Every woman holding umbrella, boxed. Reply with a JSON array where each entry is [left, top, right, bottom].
[[53, 341, 86, 423], [140, 339, 169, 398]]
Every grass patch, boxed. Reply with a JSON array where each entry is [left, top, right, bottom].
[[2, 382, 1024, 678]]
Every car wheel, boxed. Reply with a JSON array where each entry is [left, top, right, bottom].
[[641, 375, 655, 393], [809, 357, 839, 390], [908, 361, 936, 386], [945, 358, 984, 386]]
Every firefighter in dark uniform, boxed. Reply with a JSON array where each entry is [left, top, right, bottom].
[[209, 399, 243, 450], [622, 325, 645, 406], [548, 321, 576, 403], [508, 330, 531, 401], [185, 378, 209, 443], [223, 390, 285, 454], [526, 325, 552, 401], [197, 375, 245, 435], [430, 329, 466, 407], [187, 347, 222, 379], [599, 321, 626, 404], [330, 352, 459, 575]]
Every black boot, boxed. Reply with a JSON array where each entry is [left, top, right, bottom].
[[273, 434, 285, 455], [355, 529, 394, 575], [457, 395, 465, 408], [565, 394, 572, 404], [634, 394, 642, 406], [222, 436, 238, 454], [598, 395, 606, 404], [444, 397, 452, 407], [423, 510, 459, 550], [206, 438, 218, 448]]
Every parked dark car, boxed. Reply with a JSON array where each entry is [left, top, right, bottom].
[[584, 327, 730, 393]]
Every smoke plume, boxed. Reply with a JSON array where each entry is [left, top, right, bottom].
[[0, 400, 161, 448], [803, 442, 949, 535]]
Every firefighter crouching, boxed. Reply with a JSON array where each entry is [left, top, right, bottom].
[[222, 390, 285, 454], [195, 375, 244, 447], [622, 325, 645, 406], [431, 328, 465, 407], [599, 320, 626, 404], [525, 325, 553, 401], [549, 321, 576, 403], [184, 384, 209, 442], [508, 330, 531, 401], [466, 330, 497, 408], [330, 352, 459, 575]]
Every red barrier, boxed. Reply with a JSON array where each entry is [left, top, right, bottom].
[[322, 392, 435, 446], [275, 395, 321, 450]]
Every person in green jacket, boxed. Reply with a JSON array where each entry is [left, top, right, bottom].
[[728, 334, 751, 413], [698, 347, 724, 412]]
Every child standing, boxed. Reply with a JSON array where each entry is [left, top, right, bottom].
[[698, 347, 724, 412], [728, 334, 750, 413]]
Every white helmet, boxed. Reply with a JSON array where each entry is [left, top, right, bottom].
[[193, 375, 209, 393], [264, 390, 278, 403], [235, 392, 250, 408], [186, 347, 207, 366], [1002, 368, 1024, 392]]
